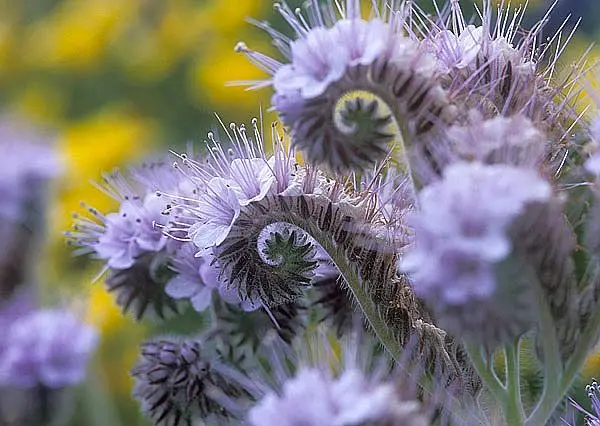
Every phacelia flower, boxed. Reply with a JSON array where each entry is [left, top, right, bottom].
[[248, 367, 427, 426], [68, 161, 185, 319], [421, 0, 579, 141], [237, 0, 454, 172], [166, 121, 329, 307], [247, 329, 431, 426], [132, 338, 255, 425], [94, 192, 169, 269], [165, 243, 259, 312], [401, 161, 552, 345], [0, 309, 98, 389]]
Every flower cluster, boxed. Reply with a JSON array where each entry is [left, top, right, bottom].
[[65, 1, 600, 425], [68, 162, 186, 319]]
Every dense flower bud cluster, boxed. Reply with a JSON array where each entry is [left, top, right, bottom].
[[63, 1, 600, 425]]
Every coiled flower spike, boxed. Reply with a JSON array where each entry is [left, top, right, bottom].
[[236, 0, 456, 173], [161, 118, 480, 401]]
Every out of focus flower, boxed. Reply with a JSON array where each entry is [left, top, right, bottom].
[[0, 309, 98, 389], [401, 161, 551, 345], [0, 118, 62, 221], [246, 328, 434, 426], [248, 367, 426, 426]]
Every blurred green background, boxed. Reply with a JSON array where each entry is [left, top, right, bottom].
[[1, 0, 598, 424]]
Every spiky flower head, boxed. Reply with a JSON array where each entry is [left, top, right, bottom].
[[131, 337, 255, 426], [247, 328, 430, 426], [68, 161, 185, 319], [163, 121, 335, 308], [400, 161, 552, 346], [237, 0, 454, 172], [422, 0, 577, 135], [248, 367, 427, 426], [0, 309, 98, 389]]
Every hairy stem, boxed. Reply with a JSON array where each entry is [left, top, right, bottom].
[[308, 229, 401, 360], [465, 342, 507, 408], [525, 274, 566, 425], [505, 343, 526, 425]]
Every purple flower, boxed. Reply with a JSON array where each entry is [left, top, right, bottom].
[[165, 243, 260, 312], [400, 162, 551, 344], [236, 1, 447, 172], [0, 118, 62, 221], [427, 25, 482, 72], [170, 121, 311, 252], [570, 380, 600, 425], [94, 192, 169, 269], [272, 19, 393, 100], [67, 161, 186, 319], [0, 309, 98, 389], [248, 329, 429, 426], [0, 289, 35, 357], [69, 164, 181, 269], [187, 177, 242, 250], [249, 367, 400, 426]]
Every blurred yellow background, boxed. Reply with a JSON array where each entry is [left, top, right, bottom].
[[1, 0, 598, 424]]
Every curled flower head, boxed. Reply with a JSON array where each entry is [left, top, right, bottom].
[[401, 161, 552, 346], [0, 309, 98, 389], [164, 120, 333, 307], [131, 337, 255, 425], [237, 1, 454, 172]]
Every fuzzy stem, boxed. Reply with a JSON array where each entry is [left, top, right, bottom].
[[394, 113, 422, 195], [525, 275, 565, 425], [464, 342, 507, 407], [526, 285, 600, 424], [505, 343, 526, 425], [314, 234, 401, 361]]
